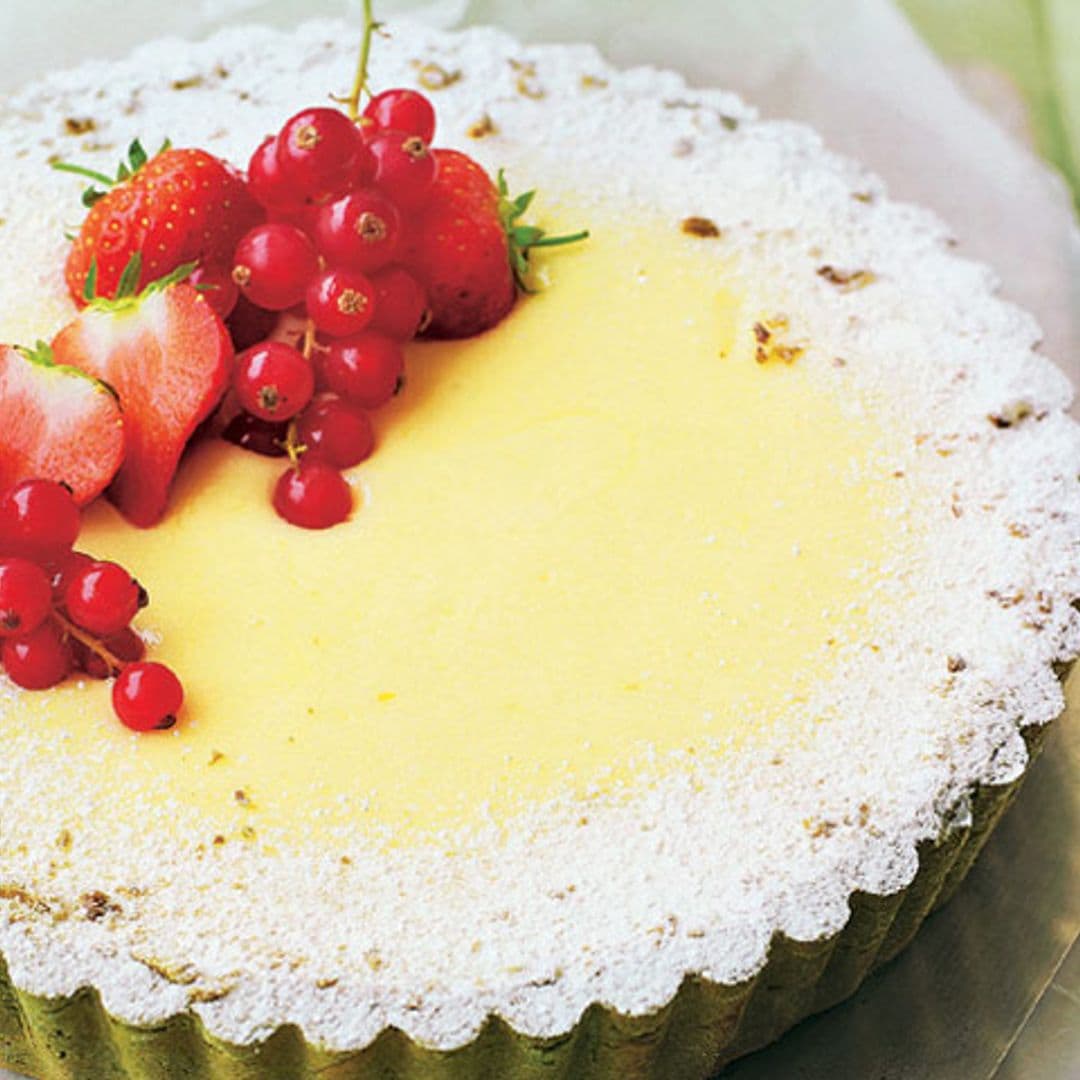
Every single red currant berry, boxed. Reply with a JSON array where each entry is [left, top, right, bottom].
[[322, 332, 405, 409], [233, 342, 315, 422], [272, 462, 354, 529], [64, 560, 145, 638], [369, 266, 429, 340], [313, 189, 402, 273], [189, 263, 240, 320], [232, 223, 319, 311], [221, 412, 289, 457], [49, 550, 95, 603], [0, 558, 53, 637], [305, 269, 377, 338], [2, 622, 72, 690], [276, 107, 372, 201], [369, 130, 438, 209], [112, 662, 184, 732], [247, 134, 305, 213], [297, 397, 375, 469], [0, 479, 81, 561], [363, 88, 436, 143]]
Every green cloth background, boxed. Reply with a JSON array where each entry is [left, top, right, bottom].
[[900, 0, 1080, 209]]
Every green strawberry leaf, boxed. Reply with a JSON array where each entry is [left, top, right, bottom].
[[496, 169, 590, 293], [82, 260, 99, 303], [14, 339, 119, 398], [52, 136, 173, 214], [114, 251, 143, 300]]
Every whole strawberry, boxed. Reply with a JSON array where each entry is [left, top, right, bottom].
[[408, 149, 587, 339], [60, 142, 264, 305]]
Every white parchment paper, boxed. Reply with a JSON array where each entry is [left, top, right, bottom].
[[1, 2, 1077, 1077]]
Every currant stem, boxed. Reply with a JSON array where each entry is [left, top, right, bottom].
[[347, 0, 378, 121], [302, 317, 317, 360], [53, 611, 125, 675]]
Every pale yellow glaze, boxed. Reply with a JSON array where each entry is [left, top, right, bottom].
[[10, 214, 892, 843]]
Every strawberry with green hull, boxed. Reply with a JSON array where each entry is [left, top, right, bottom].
[[0, 342, 123, 505], [52, 264, 233, 528], [410, 149, 589, 338], [57, 141, 264, 305]]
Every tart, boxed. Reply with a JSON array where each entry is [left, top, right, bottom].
[[0, 15, 1078, 1079]]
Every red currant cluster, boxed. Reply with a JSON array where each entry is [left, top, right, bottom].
[[220, 89, 439, 529], [0, 479, 182, 730]]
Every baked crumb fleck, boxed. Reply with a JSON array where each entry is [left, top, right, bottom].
[[817, 265, 877, 292], [467, 113, 498, 139], [681, 216, 721, 238], [412, 60, 461, 91]]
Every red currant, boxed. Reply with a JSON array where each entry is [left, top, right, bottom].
[[73, 627, 146, 681], [0, 558, 53, 637], [232, 223, 319, 311], [2, 622, 71, 690], [363, 88, 436, 143], [305, 269, 377, 338], [0, 479, 81, 561], [112, 661, 184, 732], [276, 107, 372, 201], [297, 397, 375, 469], [189, 263, 239, 320], [273, 462, 353, 529], [322, 332, 404, 409], [247, 134, 304, 213], [313, 189, 402, 273], [233, 342, 315, 422], [369, 266, 428, 340], [49, 550, 94, 603], [221, 412, 289, 457], [369, 131, 438, 209], [64, 560, 145, 638]]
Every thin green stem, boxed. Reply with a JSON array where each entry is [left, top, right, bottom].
[[50, 161, 115, 186], [346, 0, 378, 121]]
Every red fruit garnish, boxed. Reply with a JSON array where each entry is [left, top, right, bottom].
[[0, 558, 53, 637], [276, 108, 372, 202], [52, 282, 233, 527], [73, 626, 146, 680], [313, 189, 402, 273], [369, 266, 428, 340], [50, 550, 95, 603], [322, 332, 404, 410], [64, 560, 145, 638], [0, 480, 81, 562], [221, 413, 289, 457], [363, 89, 436, 143], [0, 344, 123, 506], [306, 269, 377, 338], [411, 151, 588, 338], [232, 223, 319, 312], [189, 263, 239, 320], [2, 622, 72, 690], [247, 134, 304, 213], [272, 461, 353, 530], [233, 342, 315, 422], [112, 661, 184, 732], [369, 131, 438, 209], [62, 143, 263, 305], [297, 397, 374, 469]]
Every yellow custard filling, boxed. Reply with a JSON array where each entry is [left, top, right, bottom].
[[8, 213, 893, 843]]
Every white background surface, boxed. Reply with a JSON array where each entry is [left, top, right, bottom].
[[0, 2, 1077, 1077]]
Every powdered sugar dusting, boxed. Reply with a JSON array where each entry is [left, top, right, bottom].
[[0, 17, 1077, 1052]]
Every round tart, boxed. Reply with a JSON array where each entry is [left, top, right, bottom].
[[0, 16, 1077, 1078]]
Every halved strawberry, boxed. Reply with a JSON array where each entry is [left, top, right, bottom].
[[408, 150, 588, 339], [0, 342, 123, 505], [59, 141, 264, 306], [52, 280, 233, 527]]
